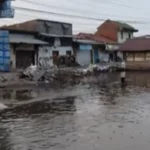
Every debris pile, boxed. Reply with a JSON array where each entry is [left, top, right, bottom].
[[19, 63, 119, 84]]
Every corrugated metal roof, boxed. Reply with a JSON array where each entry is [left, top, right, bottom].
[[73, 39, 103, 45], [75, 32, 116, 44], [118, 35, 150, 51], [9, 33, 48, 45], [113, 20, 138, 32], [40, 33, 72, 38]]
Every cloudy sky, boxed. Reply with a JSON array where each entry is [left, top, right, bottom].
[[2, 0, 150, 35]]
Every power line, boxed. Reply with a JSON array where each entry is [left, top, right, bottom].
[[13, 6, 150, 24], [16, 11, 150, 28], [16, 11, 101, 26], [18, 0, 150, 21], [64, 0, 149, 13], [11, 0, 150, 34]]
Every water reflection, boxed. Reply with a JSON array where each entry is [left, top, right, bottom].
[[1, 96, 76, 119], [1, 72, 150, 150], [0, 126, 12, 150], [0, 89, 37, 102], [127, 72, 150, 88]]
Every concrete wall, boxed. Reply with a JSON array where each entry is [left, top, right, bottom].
[[37, 20, 72, 35], [121, 52, 150, 70], [15, 44, 34, 51], [126, 52, 150, 62], [117, 31, 133, 43], [38, 46, 73, 67]]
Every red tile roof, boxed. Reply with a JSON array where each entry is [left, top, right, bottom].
[[93, 35, 116, 44], [75, 32, 93, 40], [75, 32, 116, 44], [95, 20, 138, 43], [118, 35, 150, 51]]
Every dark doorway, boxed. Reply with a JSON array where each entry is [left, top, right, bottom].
[[52, 51, 59, 66], [53, 51, 59, 56], [16, 51, 35, 69]]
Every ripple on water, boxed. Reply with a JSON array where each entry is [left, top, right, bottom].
[[1, 72, 150, 150]]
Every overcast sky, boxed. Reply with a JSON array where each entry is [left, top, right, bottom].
[[2, 0, 150, 35]]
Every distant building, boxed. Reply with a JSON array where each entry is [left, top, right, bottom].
[[73, 39, 105, 66], [93, 19, 138, 62], [10, 30, 47, 71], [73, 32, 118, 66], [118, 35, 150, 70], [95, 19, 138, 44]]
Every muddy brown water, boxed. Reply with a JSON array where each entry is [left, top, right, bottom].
[[1, 72, 150, 150]]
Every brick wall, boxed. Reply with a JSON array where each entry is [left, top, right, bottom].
[[95, 20, 118, 42]]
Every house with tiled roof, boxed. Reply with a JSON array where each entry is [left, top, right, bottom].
[[93, 19, 139, 63], [118, 35, 150, 70], [73, 19, 138, 66], [95, 19, 138, 44], [73, 33, 106, 66], [0, 19, 74, 69]]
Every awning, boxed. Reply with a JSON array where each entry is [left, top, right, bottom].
[[40, 33, 72, 38], [73, 39, 103, 45], [9, 34, 48, 45]]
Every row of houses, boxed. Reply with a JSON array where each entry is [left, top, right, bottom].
[[0, 19, 149, 71]]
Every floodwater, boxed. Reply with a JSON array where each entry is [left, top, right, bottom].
[[1, 72, 150, 150]]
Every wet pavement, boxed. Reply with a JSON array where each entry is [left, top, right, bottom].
[[1, 72, 150, 150]]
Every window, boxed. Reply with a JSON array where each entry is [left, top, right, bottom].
[[121, 32, 123, 39], [53, 51, 59, 56]]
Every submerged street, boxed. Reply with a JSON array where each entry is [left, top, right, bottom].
[[1, 72, 150, 150]]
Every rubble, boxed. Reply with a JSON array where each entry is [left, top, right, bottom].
[[19, 64, 46, 81], [0, 103, 8, 110], [19, 63, 120, 84]]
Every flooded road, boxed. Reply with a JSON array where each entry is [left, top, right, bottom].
[[1, 72, 150, 150]]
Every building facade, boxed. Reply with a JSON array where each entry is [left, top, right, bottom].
[[1, 19, 73, 68], [0, 30, 48, 71], [118, 35, 150, 70], [95, 19, 138, 44], [37, 20, 73, 68], [73, 39, 105, 66], [94, 19, 138, 61]]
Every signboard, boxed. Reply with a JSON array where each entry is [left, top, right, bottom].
[[80, 44, 92, 51], [0, 0, 14, 18]]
